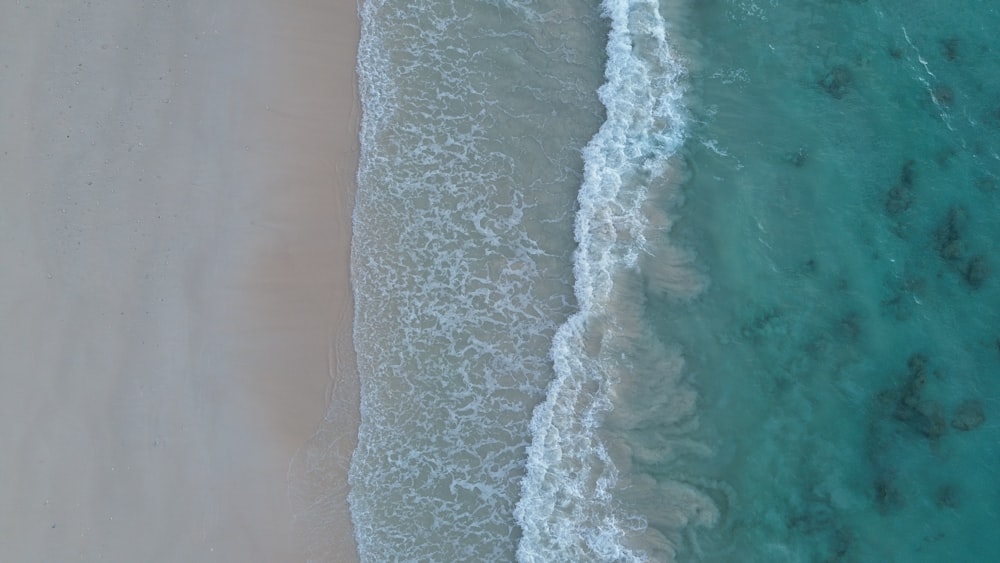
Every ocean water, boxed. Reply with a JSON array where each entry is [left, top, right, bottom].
[[348, 0, 1000, 561]]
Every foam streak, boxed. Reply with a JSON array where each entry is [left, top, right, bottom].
[[515, 1, 714, 560]]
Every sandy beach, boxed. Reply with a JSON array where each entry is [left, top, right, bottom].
[[0, 1, 359, 561]]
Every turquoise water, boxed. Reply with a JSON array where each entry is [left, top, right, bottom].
[[662, 1, 1000, 560], [349, 0, 1000, 561]]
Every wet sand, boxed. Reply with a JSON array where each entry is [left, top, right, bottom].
[[0, 0, 359, 561]]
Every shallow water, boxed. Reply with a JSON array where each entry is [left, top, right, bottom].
[[349, 0, 1000, 560], [349, 0, 606, 559]]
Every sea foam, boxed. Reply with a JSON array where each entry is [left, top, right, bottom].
[[514, 0, 715, 561], [349, 0, 608, 559]]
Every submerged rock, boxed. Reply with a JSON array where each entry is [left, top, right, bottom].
[[900, 158, 916, 187], [818, 65, 853, 99], [786, 500, 855, 560], [935, 484, 961, 509], [975, 175, 998, 193], [928, 208, 991, 287], [934, 205, 968, 262], [900, 353, 930, 404], [951, 399, 985, 431], [912, 401, 947, 440], [831, 526, 854, 560], [940, 37, 960, 61], [931, 85, 955, 108], [785, 147, 808, 167], [935, 145, 957, 166], [963, 255, 989, 289], [885, 354, 952, 441], [836, 312, 863, 341], [884, 160, 916, 216], [874, 472, 905, 514], [881, 276, 925, 321], [881, 292, 910, 321]]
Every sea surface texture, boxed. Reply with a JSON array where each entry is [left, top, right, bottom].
[[349, 0, 1000, 561]]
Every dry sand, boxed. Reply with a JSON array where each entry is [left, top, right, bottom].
[[0, 1, 359, 561]]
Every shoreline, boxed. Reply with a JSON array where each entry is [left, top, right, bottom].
[[0, 1, 360, 561]]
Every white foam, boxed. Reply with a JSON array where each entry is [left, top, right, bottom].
[[514, 0, 716, 560], [350, 0, 609, 560]]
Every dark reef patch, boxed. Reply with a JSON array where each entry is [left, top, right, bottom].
[[739, 307, 784, 343], [888, 354, 947, 440], [931, 207, 990, 288], [818, 65, 853, 99], [881, 293, 909, 321], [873, 470, 906, 514], [930, 85, 955, 108], [864, 354, 990, 522], [975, 175, 998, 193], [881, 275, 925, 321], [804, 258, 818, 274], [786, 497, 855, 561], [901, 399, 947, 440], [940, 37, 960, 61], [933, 205, 968, 262], [835, 312, 863, 342], [884, 160, 916, 216], [962, 255, 989, 289], [785, 147, 809, 167], [864, 354, 951, 518], [935, 146, 957, 167], [951, 399, 985, 431], [934, 484, 961, 509]]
